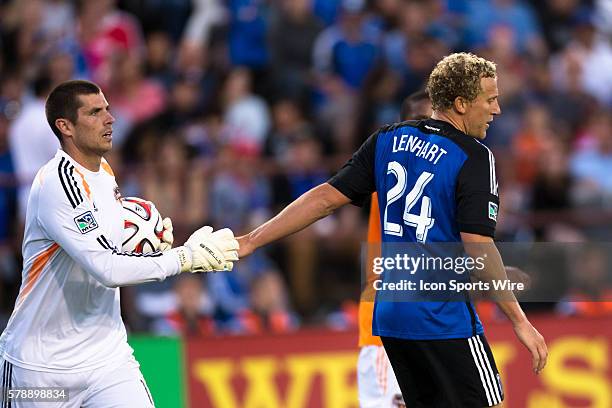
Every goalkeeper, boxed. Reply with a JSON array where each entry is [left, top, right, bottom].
[[0, 80, 238, 408]]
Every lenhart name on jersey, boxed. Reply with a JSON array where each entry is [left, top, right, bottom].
[[392, 134, 448, 164]]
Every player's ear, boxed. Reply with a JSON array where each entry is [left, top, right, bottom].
[[452, 97, 468, 114], [55, 118, 73, 137]]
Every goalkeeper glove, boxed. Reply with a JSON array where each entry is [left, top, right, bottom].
[[172, 226, 239, 273], [159, 217, 174, 251]]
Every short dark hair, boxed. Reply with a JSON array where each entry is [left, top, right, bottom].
[[400, 89, 430, 120], [45, 80, 101, 141]]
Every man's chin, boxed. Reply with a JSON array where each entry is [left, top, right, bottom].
[[97, 143, 112, 155]]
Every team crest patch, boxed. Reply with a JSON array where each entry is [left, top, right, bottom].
[[488, 202, 498, 221], [74, 211, 99, 234]]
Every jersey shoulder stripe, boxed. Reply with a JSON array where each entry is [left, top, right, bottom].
[[100, 159, 115, 177], [57, 156, 84, 209]]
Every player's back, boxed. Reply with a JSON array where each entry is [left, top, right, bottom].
[[371, 119, 499, 340], [0, 150, 132, 372]]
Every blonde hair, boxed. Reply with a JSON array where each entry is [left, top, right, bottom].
[[426, 52, 497, 111]]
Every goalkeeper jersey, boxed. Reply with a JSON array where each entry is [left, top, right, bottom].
[[0, 149, 181, 372]]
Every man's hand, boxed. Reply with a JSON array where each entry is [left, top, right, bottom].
[[512, 319, 548, 374], [237, 235, 254, 258], [159, 217, 174, 251], [173, 227, 239, 273]]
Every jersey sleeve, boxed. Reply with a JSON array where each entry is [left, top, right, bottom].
[[36, 178, 181, 288], [328, 131, 379, 207], [455, 145, 499, 238]]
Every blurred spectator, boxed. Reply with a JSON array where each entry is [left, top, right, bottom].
[[174, 39, 225, 114], [76, 0, 144, 86], [106, 51, 167, 144], [276, 135, 332, 316], [268, 0, 323, 99], [118, 0, 193, 43], [315, 74, 358, 154], [383, 0, 455, 76], [356, 64, 402, 137], [264, 98, 317, 167], [8, 74, 58, 221], [313, 0, 381, 90], [121, 74, 205, 166], [45, 46, 78, 87], [152, 274, 215, 337], [462, 0, 545, 56], [557, 245, 612, 316], [1, 0, 46, 76], [570, 113, 612, 207], [242, 271, 299, 333], [139, 136, 207, 242], [182, 0, 227, 46], [549, 9, 612, 106], [209, 144, 270, 233], [512, 104, 555, 186], [529, 137, 575, 239], [524, 58, 595, 137], [222, 67, 271, 152], [531, 0, 585, 53], [313, 0, 343, 26], [594, 0, 612, 36], [227, 0, 270, 96], [143, 31, 174, 88], [208, 252, 297, 334]]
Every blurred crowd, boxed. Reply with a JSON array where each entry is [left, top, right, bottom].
[[0, 0, 611, 336]]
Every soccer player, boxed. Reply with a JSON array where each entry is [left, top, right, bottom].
[[358, 89, 431, 408], [238, 53, 547, 407], [0, 80, 238, 408]]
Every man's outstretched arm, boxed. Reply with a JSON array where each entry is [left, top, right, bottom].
[[238, 183, 351, 257]]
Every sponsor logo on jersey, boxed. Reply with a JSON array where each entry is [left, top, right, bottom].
[[74, 211, 99, 234], [488, 202, 498, 221]]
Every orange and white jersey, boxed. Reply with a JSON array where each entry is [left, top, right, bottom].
[[359, 192, 383, 347], [0, 150, 181, 373]]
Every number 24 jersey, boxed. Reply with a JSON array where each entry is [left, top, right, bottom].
[[329, 119, 500, 340]]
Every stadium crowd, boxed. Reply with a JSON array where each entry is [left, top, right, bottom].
[[0, 0, 611, 336]]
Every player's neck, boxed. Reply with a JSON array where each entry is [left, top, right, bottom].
[[62, 144, 102, 172], [431, 111, 469, 137]]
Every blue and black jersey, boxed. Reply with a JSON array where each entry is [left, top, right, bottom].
[[329, 118, 500, 339]]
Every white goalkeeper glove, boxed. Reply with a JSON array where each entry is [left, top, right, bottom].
[[172, 226, 239, 273], [159, 217, 174, 251]]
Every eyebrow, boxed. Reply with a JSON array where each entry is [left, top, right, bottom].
[[87, 105, 110, 114]]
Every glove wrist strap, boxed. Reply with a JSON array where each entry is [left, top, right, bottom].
[[172, 246, 193, 273]]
